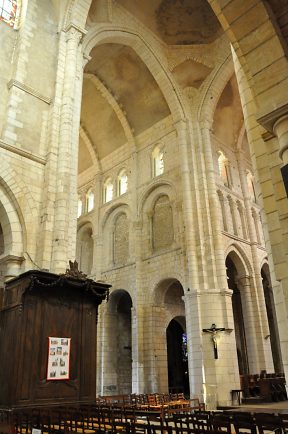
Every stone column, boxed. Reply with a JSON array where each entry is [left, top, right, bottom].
[[174, 120, 205, 398], [236, 150, 272, 369], [132, 221, 145, 393], [51, 24, 86, 273], [228, 196, 238, 236], [174, 119, 198, 290], [183, 290, 204, 399], [218, 191, 228, 232], [99, 308, 119, 395], [199, 118, 230, 290], [237, 275, 260, 373]]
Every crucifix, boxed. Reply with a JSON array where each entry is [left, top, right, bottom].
[[202, 323, 226, 359]]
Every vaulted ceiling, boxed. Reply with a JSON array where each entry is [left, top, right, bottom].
[[79, 0, 227, 175]]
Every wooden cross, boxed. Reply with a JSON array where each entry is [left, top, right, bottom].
[[202, 323, 226, 359]]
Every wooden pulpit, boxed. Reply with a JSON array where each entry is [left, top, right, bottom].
[[0, 267, 110, 408]]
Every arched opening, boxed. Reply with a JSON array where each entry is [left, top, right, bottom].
[[86, 188, 94, 212], [105, 290, 132, 395], [261, 264, 283, 374], [117, 169, 128, 196], [153, 279, 189, 396], [226, 254, 249, 375], [166, 317, 189, 397], [152, 145, 164, 178]]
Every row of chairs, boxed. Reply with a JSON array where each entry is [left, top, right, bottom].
[[1, 406, 288, 434], [97, 393, 196, 408], [169, 411, 288, 434]]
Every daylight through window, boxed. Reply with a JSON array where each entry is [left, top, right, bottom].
[[0, 0, 17, 27]]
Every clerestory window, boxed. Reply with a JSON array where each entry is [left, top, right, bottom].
[[104, 178, 113, 203], [217, 150, 232, 187], [0, 0, 17, 27], [86, 189, 94, 212], [152, 145, 164, 178], [117, 170, 128, 196]]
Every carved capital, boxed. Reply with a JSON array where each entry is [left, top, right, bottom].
[[64, 23, 87, 44], [257, 103, 288, 134]]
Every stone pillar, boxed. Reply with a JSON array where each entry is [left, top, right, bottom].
[[132, 222, 145, 393], [131, 304, 145, 394], [218, 191, 228, 232], [174, 120, 198, 290], [237, 202, 247, 239], [183, 291, 204, 399], [228, 196, 238, 236], [51, 24, 87, 273], [236, 150, 272, 370], [141, 305, 168, 394], [99, 308, 119, 395], [199, 118, 229, 289], [237, 275, 260, 373]]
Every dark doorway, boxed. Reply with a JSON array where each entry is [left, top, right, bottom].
[[166, 318, 189, 397], [226, 255, 249, 374]]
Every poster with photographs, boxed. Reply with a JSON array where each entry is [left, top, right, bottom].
[[47, 337, 71, 380]]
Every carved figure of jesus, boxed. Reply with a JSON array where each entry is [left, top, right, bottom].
[[202, 324, 226, 359]]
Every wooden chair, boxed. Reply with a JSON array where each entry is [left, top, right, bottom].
[[231, 411, 257, 434], [254, 413, 282, 434]]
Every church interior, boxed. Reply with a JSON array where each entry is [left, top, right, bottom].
[[0, 0, 288, 411]]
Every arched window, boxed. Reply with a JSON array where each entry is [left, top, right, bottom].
[[246, 170, 256, 202], [217, 150, 231, 187], [152, 146, 164, 178], [77, 197, 83, 218], [86, 188, 94, 212], [104, 178, 113, 203], [0, 0, 17, 27], [117, 170, 128, 196]]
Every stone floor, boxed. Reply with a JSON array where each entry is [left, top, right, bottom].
[[227, 400, 288, 413]]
